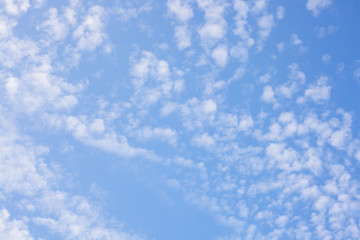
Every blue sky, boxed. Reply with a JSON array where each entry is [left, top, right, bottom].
[[1, 0, 360, 239]]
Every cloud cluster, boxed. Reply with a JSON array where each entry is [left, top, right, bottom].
[[1, 1, 359, 240]]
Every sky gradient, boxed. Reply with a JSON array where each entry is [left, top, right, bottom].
[[1, 0, 360, 239]]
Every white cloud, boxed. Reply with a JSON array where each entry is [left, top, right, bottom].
[[166, 178, 181, 189], [276, 6, 285, 20], [230, 42, 250, 62], [251, 0, 267, 14], [167, 0, 193, 50], [257, 14, 274, 42], [198, 23, 226, 46], [355, 150, 360, 161], [298, 76, 331, 104], [135, 126, 178, 145], [202, 99, 217, 114], [275, 215, 288, 227], [266, 143, 300, 171], [197, 1, 227, 47], [0, 36, 38, 68], [328, 110, 352, 149], [259, 72, 271, 83], [0, 0, 30, 15], [64, 115, 160, 161], [0, 109, 144, 240], [261, 85, 275, 103], [179, 98, 217, 131], [2, 57, 84, 113], [315, 25, 338, 38], [204, 80, 227, 95], [192, 132, 215, 149], [129, 51, 184, 110], [354, 67, 360, 81], [115, 1, 152, 22], [329, 129, 348, 149], [174, 25, 191, 50], [64, 1, 80, 25], [277, 63, 306, 99], [2, 1, 360, 239], [73, 6, 106, 51], [33, 191, 144, 240], [38, 8, 69, 42], [238, 114, 254, 131], [301, 185, 321, 200], [278, 112, 294, 124], [211, 45, 228, 67], [314, 195, 331, 211], [277, 42, 284, 52], [291, 34, 302, 46], [305, 148, 322, 175], [306, 0, 332, 16], [233, 0, 250, 39], [214, 113, 239, 140], [89, 118, 105, 134], [33, 0, 44, 8], [160, 102, 177, 117], [321, 54, 331, 64], [0, 122, 49, 196], [130, 52, 171, 85], [0, 209, 33, 240], [167, 0, 193, 22], [0, 15, 16, 39], [37, 4, 78, 41]]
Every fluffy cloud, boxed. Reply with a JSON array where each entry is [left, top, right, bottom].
[[174, 25, 191, 50], [211, 45, 228, 67], [233, 0, 250, 39], [261, 85, 276, 103], [277, 63, 306, 99], [129, 51, 184, 112], [0, 209, 32, 240], [1, 1, 360, 240], [321, 54, 331, 64], [0, 0, 30, 16], [0, 109, 144, 239], [297, 76, 331, 104], [276, 6, 285, 20], [306, 0, 332, 16], [291, 34, 302, 46], [192, 132, 216, 149], [168, 0, 193, 50], [167, 0, 193, 22], [197, 1, 227, 47], [257, 14, 274, 48], [38, 8, 69, 41], [135, 126, 178, 145], [73, 5, 106, 51]]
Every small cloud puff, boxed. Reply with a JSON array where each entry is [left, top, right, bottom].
[[306, 0, 332, 17], [321, 54, 331, 64], [211, 45, 228, 67], [354, 66, 360, 82], [192, 132, 215, 149], [174, 25, 191, 50], [261, 85, 276, 103], [257, 14, 274, 40], [291, 34, 302, 46], [297, 76, 331, 104], [276, 6, 285, 20]]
